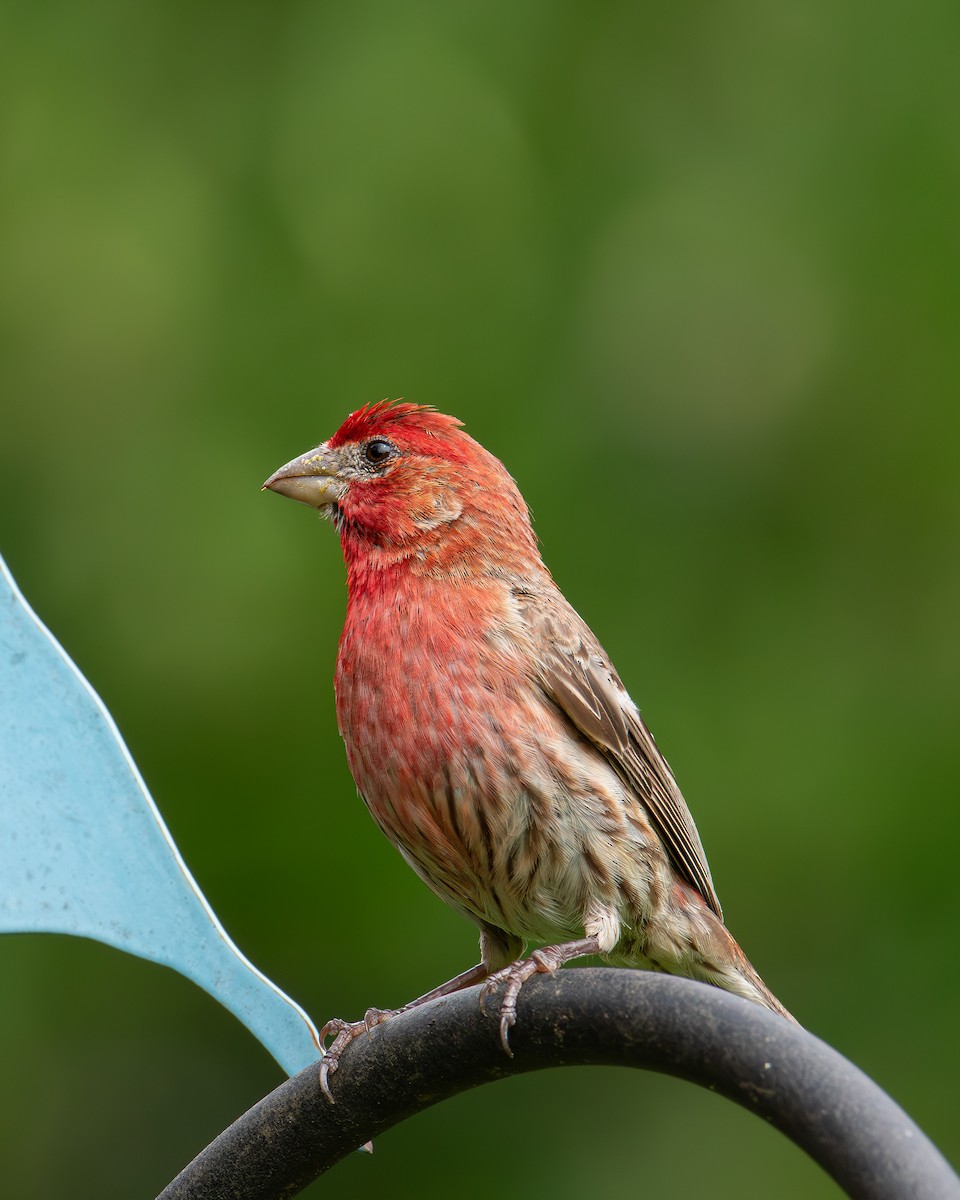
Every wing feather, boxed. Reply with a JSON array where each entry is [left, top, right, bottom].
[[514, 586, 723, 919]]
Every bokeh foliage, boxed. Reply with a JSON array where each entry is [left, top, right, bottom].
[[1, 1, 958, 1195]]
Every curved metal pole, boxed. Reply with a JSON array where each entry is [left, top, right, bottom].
[[158, 969, 959, 1200]]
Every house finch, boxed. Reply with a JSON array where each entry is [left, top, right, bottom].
[[264, 401, 795, 1097]]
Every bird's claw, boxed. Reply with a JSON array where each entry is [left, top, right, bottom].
[[318, 1007, 398, 1102], [318, 1017, 356, 1102], [479, 947, 564, 1056]]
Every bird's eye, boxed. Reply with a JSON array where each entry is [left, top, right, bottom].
[[363, 439, 396, 467]]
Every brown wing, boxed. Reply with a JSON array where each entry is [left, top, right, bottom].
[[513, 585, 723, 920]]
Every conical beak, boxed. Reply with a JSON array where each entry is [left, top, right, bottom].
[[262, 444, 348, 510]]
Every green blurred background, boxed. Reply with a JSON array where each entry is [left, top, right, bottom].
[[1, 1, 958, 1195]]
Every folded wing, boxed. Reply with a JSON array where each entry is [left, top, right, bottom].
[[514, 586, 723, 920]]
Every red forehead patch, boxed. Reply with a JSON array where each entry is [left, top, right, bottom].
[[328, 401, 466, 451]]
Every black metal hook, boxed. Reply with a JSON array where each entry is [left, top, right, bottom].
[[158, 969, 959, 1200]]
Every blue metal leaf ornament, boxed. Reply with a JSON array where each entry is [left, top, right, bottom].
[[0, 552, 321, 1077]]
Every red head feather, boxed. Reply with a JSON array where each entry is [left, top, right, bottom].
[[328, 401, 466, 456], [319, 401, 539, 579]]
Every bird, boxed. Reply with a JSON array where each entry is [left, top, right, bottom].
[[263, 400, 795, 1097]]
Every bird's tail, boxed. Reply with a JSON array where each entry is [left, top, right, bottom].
[[672, 880, 799, 1025], [725, 945, 798, 1025]]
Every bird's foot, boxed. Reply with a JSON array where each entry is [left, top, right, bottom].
[[480, 948, 561, 1055], [316, 963, 492, 1102], [480, 935, 600, 1055], [318, 1007, 396, 1102]]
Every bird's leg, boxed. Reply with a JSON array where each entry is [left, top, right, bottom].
[[480, 934, 602, 1055], [318, 961, 491, 1101]]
